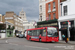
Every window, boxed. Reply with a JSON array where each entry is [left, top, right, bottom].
[[41, 29, 46, 36], [27, 29, 46, 36], [28, 30, 41, 36], [40, 6, 42, 12], [47, 27, 58, 37], [63, 6, 67, 16], [49, 14, 51, 20], [53, 2, 55, 9], [28, 31, 32, 36], [53, 13, 56, 19], [48, 4, 51, 10], [40, 16, 42, 21]]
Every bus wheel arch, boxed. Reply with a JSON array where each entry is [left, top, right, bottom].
[[29, 37, 31, 41], [39, 38, 41, 42]]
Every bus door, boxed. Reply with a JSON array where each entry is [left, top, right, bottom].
[[27, 30, 32, 40], [41, 29, 47, 42]]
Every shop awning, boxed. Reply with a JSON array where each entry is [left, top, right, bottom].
[[37, 19, 58, 25]]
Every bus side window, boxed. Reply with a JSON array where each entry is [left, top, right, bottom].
[[37, 30, 41, 36], [41, 29, 46, 36], [40, 30, 42, 35], [28, 31, 32, 36]]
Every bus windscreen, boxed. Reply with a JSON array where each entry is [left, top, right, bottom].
[[47, 27, 58, 37]]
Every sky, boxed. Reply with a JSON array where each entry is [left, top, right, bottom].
[[0, 0, 39, 21]]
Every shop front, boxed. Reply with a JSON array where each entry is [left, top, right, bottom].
[[37, 19, 58, 28], [59, 20, 75, 41]]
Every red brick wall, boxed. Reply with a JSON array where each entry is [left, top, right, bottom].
[[46, 0, 58, 20]]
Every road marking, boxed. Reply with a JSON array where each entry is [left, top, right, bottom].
[[5, 40, 49, 50], [6, 40, 8, 43], [9, 43, 18, 46], [25, 45, 49, 50]]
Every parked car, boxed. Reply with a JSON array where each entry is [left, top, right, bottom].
[[18, 34, 24, 38], [16, 33, 19, 37]]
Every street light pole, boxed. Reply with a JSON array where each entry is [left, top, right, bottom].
[[60, 3, 63, 16]]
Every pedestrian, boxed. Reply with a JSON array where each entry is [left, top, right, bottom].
[[62, 34, 65, 41]]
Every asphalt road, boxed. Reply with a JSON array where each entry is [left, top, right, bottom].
[[0, 37, 75, 50]]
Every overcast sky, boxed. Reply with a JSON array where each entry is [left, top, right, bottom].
[[0, 0, 39, 21]]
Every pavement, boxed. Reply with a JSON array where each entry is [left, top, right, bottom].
[[0, 37, 75, 45], [0, 37, 15, 40], [59, 41, 75, 45]]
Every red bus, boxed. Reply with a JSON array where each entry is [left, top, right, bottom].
[[26, 27, 59, 42]]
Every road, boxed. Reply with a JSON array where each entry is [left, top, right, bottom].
[[0, 37, 75, 50]]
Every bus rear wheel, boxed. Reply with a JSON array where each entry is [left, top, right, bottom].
[[39, 38, 41, 42]]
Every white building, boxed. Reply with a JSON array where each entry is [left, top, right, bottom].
[[39, 0, 46, 21], [19, 9, 36, 31], [58, 0, 75, 41]]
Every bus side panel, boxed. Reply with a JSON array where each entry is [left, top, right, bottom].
[[46, 37, 59, 42], [41, 36, 47, 42], [31, 38, 39, 41], [26, 35, 30, 40]]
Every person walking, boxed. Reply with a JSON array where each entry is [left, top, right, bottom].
[[62, 34, 65, 41]]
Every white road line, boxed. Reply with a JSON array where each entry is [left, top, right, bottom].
[[9, 43, 18, 46], [5, 40, 49, 50], [25, 45, 49, 50], [6, 40, 8, 43]]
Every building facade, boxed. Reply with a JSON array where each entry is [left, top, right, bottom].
[[38, 0, 59, 28], [19, 9, 36, 31], [39, 0, 46, 21], [46, 0, 59, 20], [4, 11, 24, 36], [14, 14, 24, 34], [58, 0, 75, 41]]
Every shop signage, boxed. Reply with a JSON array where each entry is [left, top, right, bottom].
[[60, 21, 74, 29], [39, 23, 57, 27], [5, 17, 13, 19]]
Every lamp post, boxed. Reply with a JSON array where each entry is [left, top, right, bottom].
[[60, 3, 63, 16]]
